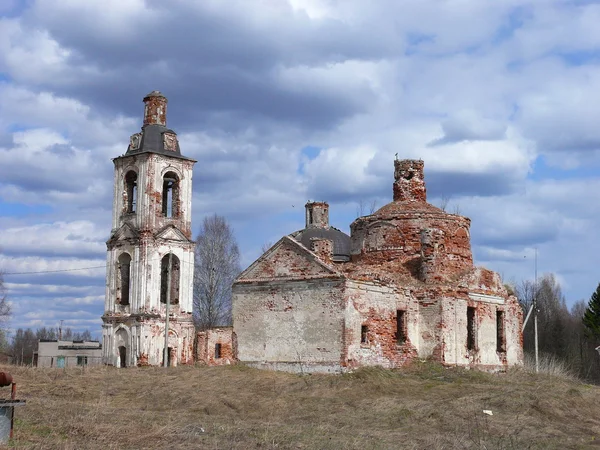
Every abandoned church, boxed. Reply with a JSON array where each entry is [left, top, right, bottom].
[[102, 92, 524, 372]]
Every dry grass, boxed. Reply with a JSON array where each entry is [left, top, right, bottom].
[[1, 361, 599, 449]]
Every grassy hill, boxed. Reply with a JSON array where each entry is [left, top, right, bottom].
[[2, 361, 599, 449]]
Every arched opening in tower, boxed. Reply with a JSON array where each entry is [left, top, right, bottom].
[[125, 171, 138, 213], [162, 172, 180, 218], [160, 253, 180, 305], [117, 252, 132, 305]]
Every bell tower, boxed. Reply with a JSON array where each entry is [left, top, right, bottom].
[[102, 91, 197, 367]]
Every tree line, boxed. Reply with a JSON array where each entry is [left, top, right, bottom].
[[515, 273, 600, 383]]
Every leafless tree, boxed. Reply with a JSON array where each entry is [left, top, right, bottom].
[[0, 272, 11, 351], [438, 194, 451, 212], [260, 241, 274, 254], [193, 214, 241, 330], [0, 272, 10, 324], [356, 199, 378, 217], [369, 199, 378, 214], [356, 199, 366, 217]]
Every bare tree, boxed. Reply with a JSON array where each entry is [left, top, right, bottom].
[[0, 272, 10, 324], [0, 272, 11, 352], [193, 214, 241, 330], [356, 199, 378, 217], [369, 199, 378, 214], [356, 199, 366, 217], [438, 194, 451, 212], [261, 241, 274, 254]]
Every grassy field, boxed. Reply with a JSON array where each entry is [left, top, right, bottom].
[[1, 361, 599, 449]]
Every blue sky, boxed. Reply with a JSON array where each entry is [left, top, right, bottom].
[[2, 0, 600, 336]]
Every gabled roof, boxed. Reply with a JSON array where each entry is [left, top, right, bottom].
[[155, 224, 194, 243], [107, 222, 138, 244], [235, 236, 344, 283]]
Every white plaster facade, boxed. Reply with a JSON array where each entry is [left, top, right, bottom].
[[102, 91, 196, 367]]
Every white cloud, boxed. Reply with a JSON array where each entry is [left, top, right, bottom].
[[0, 220, 106, 257], [3, 0, 600, 333]]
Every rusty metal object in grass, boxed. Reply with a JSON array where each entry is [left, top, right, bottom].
[[0, 372, 13, 387]]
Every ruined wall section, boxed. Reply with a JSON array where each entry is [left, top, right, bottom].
[[343, 281, 418, 369], [439, 293, 522, 368], [196, 328, 235, 366], [102, 320, 195, 367], [233, 279, 346, 373]]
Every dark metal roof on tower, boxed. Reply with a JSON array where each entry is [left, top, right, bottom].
[[122, 91, 194, 161], [291, 202, 351, 262], [293, 227, 351, 262]]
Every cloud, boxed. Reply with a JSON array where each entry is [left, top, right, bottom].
[[0, 220, 106, 258], [2, 0, 600, 333]]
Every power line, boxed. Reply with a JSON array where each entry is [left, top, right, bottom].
[[3, 254, 198, 276], [3, 266, 107, 275]]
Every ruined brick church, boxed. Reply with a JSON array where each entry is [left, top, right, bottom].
[[233, 160, 524, 373], [102, 92, 523, 372]]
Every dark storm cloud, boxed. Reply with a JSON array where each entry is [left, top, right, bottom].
[[425, 171, 521, 197], [305, 167, 522, 206], [22, 1, 394, 131], [471, 223, 559, 248]]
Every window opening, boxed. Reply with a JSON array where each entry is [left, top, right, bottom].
[[467, 306, 476, 351], [496, 310, 506, 352], [308, 208, 313, 225], [215, 343, 222, 359], [77, 355, 88, 366], [160, 254, 180, 305], [162, 172, 179, 218], [361, 325, 368, 344], [117, 253, 132, 306], [396, 310, 407, 344], [125, 171, 138, 213]]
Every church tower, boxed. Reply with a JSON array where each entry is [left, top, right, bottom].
[[102, 91, 196, 367]]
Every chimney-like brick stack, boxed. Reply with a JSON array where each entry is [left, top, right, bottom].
[[143, 90, 168, 127], [305, 202, 329, 228], [393, 159, 426, 202]]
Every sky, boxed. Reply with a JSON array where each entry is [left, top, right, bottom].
[[1, 0, 600, 337]]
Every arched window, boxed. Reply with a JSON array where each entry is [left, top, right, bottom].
[[125, 171, 138, 213], [162, 172, 179, 218], [117, 253, 132, 306], [160, 253, 180, 305]]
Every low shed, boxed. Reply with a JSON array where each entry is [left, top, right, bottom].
[[34, 340, 103, 368]]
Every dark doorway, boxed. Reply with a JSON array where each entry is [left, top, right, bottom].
[[164, 347, 173, 367], [119, 346, 127, 368]]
